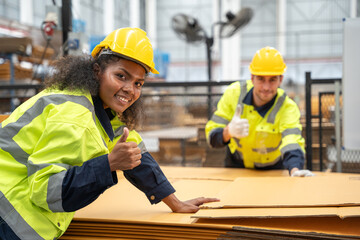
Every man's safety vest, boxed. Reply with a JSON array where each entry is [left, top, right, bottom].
[[205, 80, 305, 169]]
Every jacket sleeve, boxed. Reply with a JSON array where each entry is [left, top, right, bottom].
[[208, 128, 229, 148], [61, 155, 118, 212], [278, 98, 306, 172], [123, 152, 175, 204], [27, 117, 111, 213], [282, 149, 305, 173], [109, 120, 176, 205], [205, 81, 240, 147]]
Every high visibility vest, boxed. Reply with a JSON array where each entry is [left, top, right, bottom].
[[0, 89, 109, 239], [205, 80, 305, 168]]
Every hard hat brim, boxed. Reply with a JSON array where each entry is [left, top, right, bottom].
[[94, 47, 159, 74]]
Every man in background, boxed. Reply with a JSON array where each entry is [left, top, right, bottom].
[[205, 46, 314, 177]]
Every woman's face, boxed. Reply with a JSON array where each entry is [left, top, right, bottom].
[[97, 58, 146, 113]]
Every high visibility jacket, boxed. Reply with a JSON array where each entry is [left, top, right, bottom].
[[205, 80, 305, 170], [0, 89, 174, 239], [0, 89, 109, 239]]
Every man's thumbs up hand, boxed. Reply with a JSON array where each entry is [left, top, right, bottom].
[[234, 103, 242, 117], [228, 104, 249, 138]]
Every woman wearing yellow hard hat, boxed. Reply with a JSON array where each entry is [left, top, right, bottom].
[[0, 27, 219, 240], [206, 46, 314, 177]]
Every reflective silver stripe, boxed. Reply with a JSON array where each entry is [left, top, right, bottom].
[[114, 125, 125, 138], [267, 93, 287, 124], [252, 140, 282, 154], [27, 160, 72, 176], [0, 132, 29, 165], [238, 81, 247, 110], [282, 128, 301, 137], [235, 139, 242, 148], [281, 143, 303, 154], [47, 170, 67, 212], [138, 141, 147, 154], [0, 94, 94, 166], [28, 160, 69, 212], [254, 156, 281, 168], [237, 80, 248, 112], [0, 191, 44, 240], [210, 114, 229, 125]]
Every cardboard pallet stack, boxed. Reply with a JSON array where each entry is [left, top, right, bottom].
[[60, 167, 360, 240]]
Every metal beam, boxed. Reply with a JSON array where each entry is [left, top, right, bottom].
[[61, 0, 72, 56]]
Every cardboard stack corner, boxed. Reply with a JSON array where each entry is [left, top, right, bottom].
[[60, 167, 360, 240], [0, 115, 9, 123]]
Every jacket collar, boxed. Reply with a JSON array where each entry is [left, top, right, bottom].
[[243, 87, 277, 118], [92, 96, 115, 141]]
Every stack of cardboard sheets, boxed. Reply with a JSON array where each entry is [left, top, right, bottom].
[[60, 167, 360, 240]]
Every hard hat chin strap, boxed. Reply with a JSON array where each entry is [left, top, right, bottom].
[[97, 48, 150, 74]]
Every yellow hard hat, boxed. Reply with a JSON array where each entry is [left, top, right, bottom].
[[249, 46, 286, 76], [91, 27, 159, 74]]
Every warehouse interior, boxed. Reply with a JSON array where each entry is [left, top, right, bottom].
[[1, 0, 360, 239]]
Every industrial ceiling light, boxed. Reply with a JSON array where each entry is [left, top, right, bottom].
[[219, 8, 254, 38], [171, 13, 205, 43], [171, 7, 254, 79], [171, 7, 253, 118]]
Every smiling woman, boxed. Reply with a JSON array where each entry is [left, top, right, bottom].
[[0, 27, 219, 240], [96, 58, 145, 119]]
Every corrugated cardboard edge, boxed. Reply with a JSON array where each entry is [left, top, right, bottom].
[[192, 206, 360, 219]]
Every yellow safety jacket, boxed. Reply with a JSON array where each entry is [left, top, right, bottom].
[[205, 80, 305, 170], [0, 89, 110, 239], [0, 89, 175, 240]]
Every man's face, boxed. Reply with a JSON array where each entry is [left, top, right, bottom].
[[97, 58, 146, 113], [251, 74, 283, 107]]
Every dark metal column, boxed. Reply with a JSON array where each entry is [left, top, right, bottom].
[[62, 0, 72, 56], [305, 71, 313, 170], [318, 93, 323, 171], [205, 37, 214, 120]]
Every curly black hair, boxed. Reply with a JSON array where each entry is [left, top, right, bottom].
[[45, 54, 143, 130]]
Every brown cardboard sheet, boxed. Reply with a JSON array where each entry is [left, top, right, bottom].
[[67, 220, 231, 232], [62, 219, 231, 240], [61, 237, 127, 240], [61, 229, 219, 240], [204, 175, 360, 208], [193, 206, 360, 219], [67, 222, 229, 234], [217, 227, 359, 240], [0, 114, 9, 123], [63, 230, 221, 239], [194, 216, 360, 238], [162, 166, 289, 181], [161, 166, 356, 181], [62, 234, 206, 240], [74, 175, 230, 225], [62, 167, 360, 239]]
